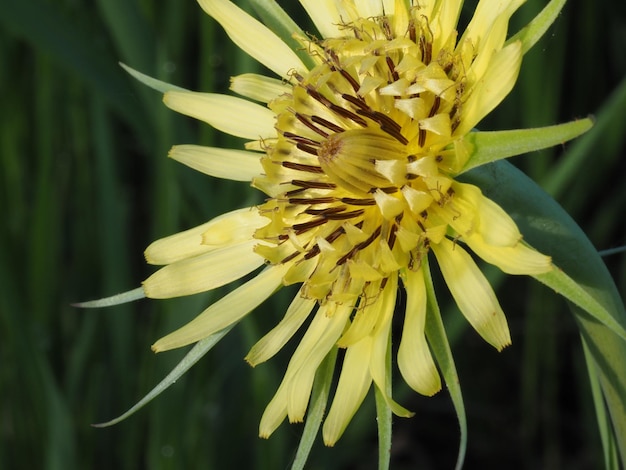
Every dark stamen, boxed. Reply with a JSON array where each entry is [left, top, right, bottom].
[[418, 128, 426, 147], [429, 95, 441, 117], [311, 115, 345, 134], [295, 113, 329, 138], [297, 142, 321, 156], [288, 196, 336, 205], [336, 225, 382, 265], [341, 197, 376, 206], [329, 103, 368, 126], [338, 68, 361, 94], [282, 131, 320, 147], [282, 161, 324, 173], [324, 209, 365, 220], [305, 205, 347, 215], [293, 217, 328, 234], [341, 93, 370, 111], [291, 180, 336, 189], [386, 56, 400, 82]]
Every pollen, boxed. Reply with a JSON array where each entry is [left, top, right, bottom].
[[318, 134, 343, 165]]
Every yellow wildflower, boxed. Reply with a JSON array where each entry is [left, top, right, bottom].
[[87, 0, 584, 447]]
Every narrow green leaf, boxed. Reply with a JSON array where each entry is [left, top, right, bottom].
[[459, 118, 593, 174], [541, 76, 626, 198], [95, 0, 154, 73], [506, 0, 567, 54], [423, 258, 467, 470], [374, 384, 392, 470], [291, 347, 337, 470], [582, 337, 620, 470], [120, 63, 187, 94], [462, 160, 626, 466], [92, 324, 234, 427], [0, 0, 143, 131], [73, 287, 145, 308], [533, 269, 626, 341]]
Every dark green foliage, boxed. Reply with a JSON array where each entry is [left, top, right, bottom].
[[0, 0, 624, 468]]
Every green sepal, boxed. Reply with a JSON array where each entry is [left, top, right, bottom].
[[458, 118, 593, 174], [119, 62, 187, 94], [291, 347, 337, 470], [374, 330, 394, 470], [461, 160, 626, 466], [423, 258, 467, 470], [507, 0, 568, 55], [92, 324, 235, 427]]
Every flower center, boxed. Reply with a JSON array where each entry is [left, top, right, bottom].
[[253, 14, 467, 303]]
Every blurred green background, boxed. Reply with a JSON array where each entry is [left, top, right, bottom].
[[1, 0, 625, 468]]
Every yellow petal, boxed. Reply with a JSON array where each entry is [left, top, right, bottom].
[[169, 145, 263, 181], [144, 221, 216, 266], [451, 182, 521, 246], [337, 280, 386, 347], [230, 73, 292, 103], [465, 235, 553, 275], [368, 275, 414, 417], [152, 265, 289, 351], [245, 290, 316, 366], [198, 0, 306, 78], [144, 207, 266, 265], [163, 91, 276, 140], [299, 0, 346, 38], [398, 268, 442, 395], [285, 303, 353, 422], [322, 338, 373, 446], [431, 237, 511, 350], [456, 41, 522, 135], [259, 380, 288, 438], [460, 0, 525, 57], [201, 207, 268, 247], [143, 239, 263, 299]]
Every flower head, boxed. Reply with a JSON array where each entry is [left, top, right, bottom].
[[94, 0, 575, 448]]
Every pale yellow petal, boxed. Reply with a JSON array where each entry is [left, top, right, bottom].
[[431, 238, 511, 350], [163, 91, 276, 140], [456, 41, 522, 135], [201, 207, 267, 247], [169, 145, 262, 181], [452, 182, 521, 246], [465, 235, 553, 275], [152, 265, 289, 352], [299, 0, 345, 38], [398, 268, 441, 395], [368, 275, 414, 417], [285, 303, 353, 421], [245, 290, 316, 366], [429, 0, 463, 54], [337, 281, 386, 347], [322, 338, 373, 446], [230, 73, 292, 103], [144, 207, 265, 265], [144, 222, 215, 266], [460, 0, 524, 56], [143, 239, 263, 299], [259, 381, 288, 438], [198, 0, 306, 78]]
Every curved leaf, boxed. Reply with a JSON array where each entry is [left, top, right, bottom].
[[462, 160, 626, 465], [506, 0, 567, 54], [423, 258, 467, 470], [92, 324, 234, 427]]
